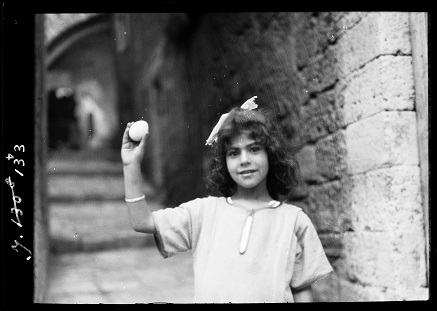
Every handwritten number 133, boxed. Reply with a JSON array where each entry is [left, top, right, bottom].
[[6, 145, 25, 166]]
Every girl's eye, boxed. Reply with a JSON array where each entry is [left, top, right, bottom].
[[250, 146, 261, 153], [227, 150, 238, 157]]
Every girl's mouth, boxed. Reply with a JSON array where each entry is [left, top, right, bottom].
[[239, 169, 257, 176]]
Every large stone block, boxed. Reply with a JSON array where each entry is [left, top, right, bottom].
[[312, 269, 426, 301], [299, 89, 344, 143], [301, 46, 338, 94], [341, 55, 415, 126], [293, 12, 346, 70], [279, 112, 303, 148], [385, 287, 429, 301], [295, 145, 319, 182], [319, 233, 343, 258], [316, 272, 395, 301], [349, 166, 423, 233], [315, 130, 348, 180], [305, 180, 350, 233], [298, 12, 412, 93], [345, 111, 419, 174], [336, 278, 388, 301], [336, 12, 411, 77], [312, 270, 341, 302], [336, 12, 369, 36], [288, 180, 309, 200], [336, 229, 427, 289]]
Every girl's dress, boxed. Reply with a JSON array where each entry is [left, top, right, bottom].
[[152, 196, 333, 303]]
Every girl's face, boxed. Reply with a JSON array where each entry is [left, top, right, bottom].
[[225, 132, 269, 192]]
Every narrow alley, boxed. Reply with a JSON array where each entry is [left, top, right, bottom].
[[45, 149, 195, 304], [27, 12, 429, 303]]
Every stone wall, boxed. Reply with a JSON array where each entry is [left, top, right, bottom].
[[291, 12, 428, 301]]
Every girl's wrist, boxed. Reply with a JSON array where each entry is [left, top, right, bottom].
[[123, 163, 143, 185], [123, 161, 141, 171]]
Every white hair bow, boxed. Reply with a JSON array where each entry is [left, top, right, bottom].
[[205, 96, 258, 146]]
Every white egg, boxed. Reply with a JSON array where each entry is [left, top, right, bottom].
[[129, 120, 149, 141]]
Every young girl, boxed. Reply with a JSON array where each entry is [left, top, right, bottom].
[[121, 96, 333, 303]]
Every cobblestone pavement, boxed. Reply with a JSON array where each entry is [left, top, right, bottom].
[[45, 247, 194, 304]]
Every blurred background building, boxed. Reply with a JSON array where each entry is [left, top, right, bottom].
[[33, 12, 428, 302]]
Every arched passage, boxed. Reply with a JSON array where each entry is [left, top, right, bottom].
[[46, 14, 119, 151]]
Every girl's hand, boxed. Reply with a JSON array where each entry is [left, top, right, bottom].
[[121, 122, 148, 167]]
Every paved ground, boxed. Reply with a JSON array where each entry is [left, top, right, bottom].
[[45, 150, 195, 304], [45, 247, 195, 304], [49, 199, 162, 253], [46, 191, 195, 304]]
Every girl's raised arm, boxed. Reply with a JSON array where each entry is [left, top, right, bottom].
[[121, 123, 156, 234]]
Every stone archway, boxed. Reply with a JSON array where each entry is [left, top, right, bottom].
[[45, 13, 119, 151]]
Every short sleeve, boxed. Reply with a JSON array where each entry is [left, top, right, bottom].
[[290, 211, 333, 290], [151, 198, 204, 258]]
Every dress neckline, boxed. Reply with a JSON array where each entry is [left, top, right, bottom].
[[225, 196, 282, 254], [226, 196, 281, 211]]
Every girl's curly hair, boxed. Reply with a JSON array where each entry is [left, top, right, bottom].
[[205, 107, 299, 200]]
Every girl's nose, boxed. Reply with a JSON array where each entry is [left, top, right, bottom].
[[240, 150, 250, 164]]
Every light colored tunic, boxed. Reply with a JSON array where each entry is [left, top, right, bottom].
[[152, 196, 333, 303]]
